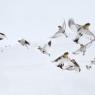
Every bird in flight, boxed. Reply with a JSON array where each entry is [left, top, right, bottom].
[[68, 19, 95, 44], [37, 41, 51, 56], [0, 33, 7, 40], [73, 40, 94, 56], [52, 52, 81, 72], [51, 20, 68, 38], [18, 39, 30, 48]]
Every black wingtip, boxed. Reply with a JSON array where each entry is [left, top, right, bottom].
[[73, 39, 79, 44], [48, 41, 51, 46]]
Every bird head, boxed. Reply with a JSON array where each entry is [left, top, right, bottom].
[[63, 52, 69, 58], [83, 23, 90, 29]]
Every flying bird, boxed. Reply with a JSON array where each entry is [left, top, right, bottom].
[[37, 41, 51, 56], [68, 19, 95, 43], [52, 52, 72, 70], [53, 52, 81, 72], [86, 65, 92, 70], [0, 33, 7, 40], [91, 58, 95, 65], [18, 39, 30, 48], [51, 20, 68, 38], [73, 40, 94, 55]]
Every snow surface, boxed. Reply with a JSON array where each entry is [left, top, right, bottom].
[[0, 0, 95, 95]]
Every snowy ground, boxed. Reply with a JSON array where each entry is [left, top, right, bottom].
[[0, 0, 95, 95]]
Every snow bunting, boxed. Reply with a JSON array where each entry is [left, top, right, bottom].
[[68, 19, 95, 43], [0, 33, 7, 40], [52, 52, 71, 69], [91, 58, 95, 65], [53, 52, 81, 72], [86, 65, 92, 70], [51, 20, 68, 38], [73, 40, 94, 55], [37, 41, 51, 56], [18, 39, 30, 48]]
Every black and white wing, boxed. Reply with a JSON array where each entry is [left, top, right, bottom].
[[72, 47, 82, 55], [91, 58, 95, 65], [43, 41, 51, 52], [68, 19, 81, 33], [0, 33, 7, 40], [51, 31, 62, 38], [84, 31, 95, 40], [51, 20, 67, 38], [85, 40, 94, 49], [62, 20, 66, 31], [86, 65, 92, 70]]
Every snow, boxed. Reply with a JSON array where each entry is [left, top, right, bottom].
[[0, 0, 95, 95]]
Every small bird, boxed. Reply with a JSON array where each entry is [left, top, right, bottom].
[[86, 65, 92, 70], [53, 52, 81, 72], [37, 41, 51, 56], [51, 20, 68, 38], [91, 58, 95, 65], [18, 39, 30, 48], [73, 40, 94, 56], [52, 52, 71, 70], [68, 19, 95, 44], [0, 33, 7, 40]]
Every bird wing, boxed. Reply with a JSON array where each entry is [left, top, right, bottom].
[[85, 40, 94, 48], [68, 19, 82, 33], [73, 47, 82, 54], [62, 20, 66, 30], [53, 54, 64, 62], [85, 31, 95, 39], [43, 41, 51, 51], [51, 31, 62, 38]]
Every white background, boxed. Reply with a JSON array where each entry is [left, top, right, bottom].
[[0, 0, 95, 95]]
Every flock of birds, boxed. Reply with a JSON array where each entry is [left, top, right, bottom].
[[0, 18, 95, 72]]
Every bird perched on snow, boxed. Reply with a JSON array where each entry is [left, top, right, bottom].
[[37, 41, 51, 56], [0, 33, 7, 40], [50, 20, 68, 38], [73, 40, 94, 56], [68, 19, 95, 44], [18, 39, 30, 48]]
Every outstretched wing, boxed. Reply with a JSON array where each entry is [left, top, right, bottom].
[[51, 31, 62, 38], [43, 41, 51, 51], [85, 40, 94, 48], [68, 18, 81, 33], [85, 31, 95, 40], [73, 48, 82, 55], [62, 20, 66, 30]]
